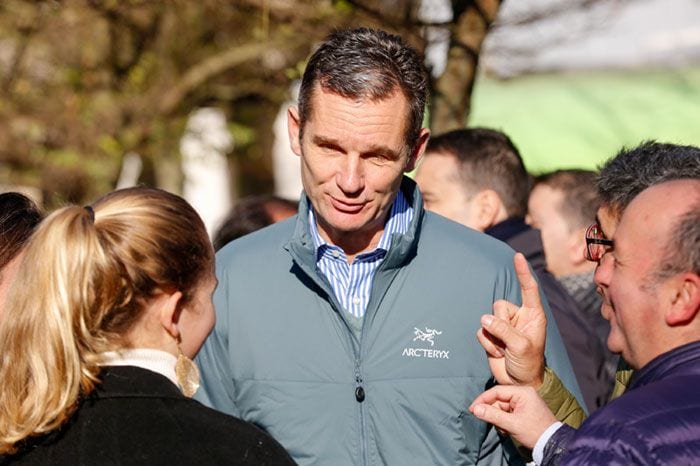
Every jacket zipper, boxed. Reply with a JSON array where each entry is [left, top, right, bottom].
[[354, 358, 369, 466]]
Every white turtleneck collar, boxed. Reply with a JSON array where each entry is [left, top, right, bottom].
[[100, 348, 178, 388]]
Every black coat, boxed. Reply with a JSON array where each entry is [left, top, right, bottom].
[[7, 366, 295, 465]]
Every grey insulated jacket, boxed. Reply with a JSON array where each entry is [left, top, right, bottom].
[[195, 178, 583, 466]]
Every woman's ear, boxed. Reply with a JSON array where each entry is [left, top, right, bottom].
[[157, 290, 184, 340]]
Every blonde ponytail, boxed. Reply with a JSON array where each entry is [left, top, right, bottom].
[[0, 188, 212, 454]]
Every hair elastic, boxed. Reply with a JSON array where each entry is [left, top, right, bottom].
[[84, 205, 95, 223]]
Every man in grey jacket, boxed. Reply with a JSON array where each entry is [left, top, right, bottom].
[[195, 27, 581, 465]]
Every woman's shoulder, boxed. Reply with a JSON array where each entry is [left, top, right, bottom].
[[10, 395, 295, 465]]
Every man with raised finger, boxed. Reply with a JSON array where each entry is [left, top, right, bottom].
[[471, 178, 700, 464]]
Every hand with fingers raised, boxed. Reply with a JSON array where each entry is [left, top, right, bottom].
[[477, 253, 547, 388], [469, 385, 557, 449]]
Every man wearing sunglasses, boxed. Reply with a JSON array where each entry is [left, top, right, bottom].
[[469, 141, 700, 465]]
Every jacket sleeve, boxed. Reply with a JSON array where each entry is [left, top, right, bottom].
[[553, 422, 654, 465], [540, 424, 577, 466], [537, 367, 586, 428], [537, 289, 588, 415], [194, 265, 240, 417]]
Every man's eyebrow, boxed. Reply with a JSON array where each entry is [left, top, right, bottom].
[[363, 144, 402, 160], [311, 135, 344, 150], [311, 136, 401, 160]]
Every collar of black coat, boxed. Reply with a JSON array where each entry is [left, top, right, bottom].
[[92, 365, 184, 399]]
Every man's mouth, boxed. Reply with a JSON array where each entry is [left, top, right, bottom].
[[330, 197, 365, 213]]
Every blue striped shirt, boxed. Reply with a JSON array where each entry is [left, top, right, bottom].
[[309, 191, 413, 318]]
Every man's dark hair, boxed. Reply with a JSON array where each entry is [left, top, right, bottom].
[[597, 141, 700, 218], [298, 27, 428, 150], [0, 192, 43, 269], [533, 169, 599, 231], [426, 127, 529, 218], [213, 195, 298, 251]]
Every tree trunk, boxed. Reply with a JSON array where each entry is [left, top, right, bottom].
[[430, 0, 502, 134]]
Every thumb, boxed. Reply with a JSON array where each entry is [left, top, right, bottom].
[[470, 403, 516, 433]]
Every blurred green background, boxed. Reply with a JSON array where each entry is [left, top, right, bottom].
[[470, 66, 700, 173]]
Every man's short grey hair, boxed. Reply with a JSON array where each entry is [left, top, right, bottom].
[[597, 141, 700, 218], [297, 28, 428, 151]]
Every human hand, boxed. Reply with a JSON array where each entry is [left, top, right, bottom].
[[469, 385, 558, 449], [476, 253, 546, 388]]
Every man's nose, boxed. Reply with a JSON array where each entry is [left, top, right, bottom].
[[593, 252, 614, 287], [336, 155, 364, 196]]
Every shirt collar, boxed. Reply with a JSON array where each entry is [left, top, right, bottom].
[[308, 190, 413, 256]]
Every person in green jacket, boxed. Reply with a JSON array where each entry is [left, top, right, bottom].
[[195, 27, 583, 465]]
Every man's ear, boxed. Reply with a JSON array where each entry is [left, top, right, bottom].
[[287, 105, 303, 157], [665, 273, 700, 326], [405, 128, 431, 173], [157, 289, 185, 340], [473, 189, 506, 231], [568, 226, 589, 267]]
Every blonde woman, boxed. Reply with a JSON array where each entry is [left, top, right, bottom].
[[0, 188, 294, 465]]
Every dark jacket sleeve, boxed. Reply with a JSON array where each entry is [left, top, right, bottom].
[[541, 424, 576, 466]]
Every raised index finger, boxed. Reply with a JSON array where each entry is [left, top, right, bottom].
[[513, 252, 542, 310]]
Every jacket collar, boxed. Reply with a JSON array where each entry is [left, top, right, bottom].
[[285, 176, 424, 272], [92, 365, 184, 400], [629, 340, 700, 390]]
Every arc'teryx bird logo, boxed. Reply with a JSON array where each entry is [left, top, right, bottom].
[[413, 327, 442, 347], [402, 326, 450, 359]]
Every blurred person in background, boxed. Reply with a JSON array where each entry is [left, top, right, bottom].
[[213, 195, 297, 251], [528, 170, 617, 391], [0, 192, 43, 314], [471, 178, 700, 465], [0, 187, 293, 465], [415, 128, 609, 412]]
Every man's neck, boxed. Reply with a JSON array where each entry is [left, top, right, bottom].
[[316, 220, 385, 264]]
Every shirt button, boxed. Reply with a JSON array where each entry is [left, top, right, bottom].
[[352, 297, 361, 305], [331, 250, 340, 258]]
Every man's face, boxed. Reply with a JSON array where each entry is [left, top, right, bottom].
[[415, 151, 481, 230], [288, 86, 427, 251], [593, 205, 619, 322], [593, 198, 664, 368], [527, 184, 590, 278]]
